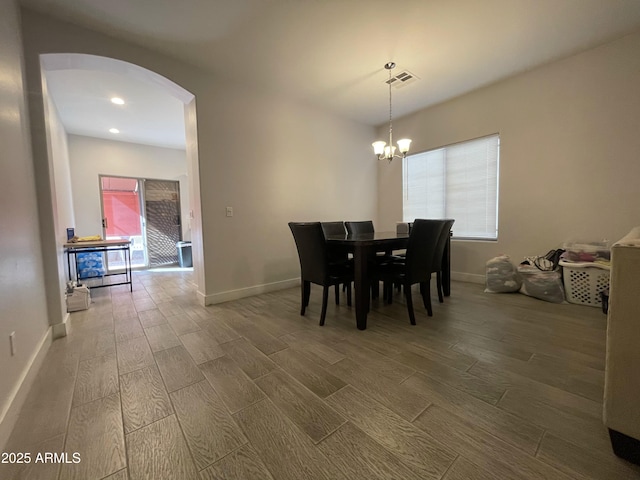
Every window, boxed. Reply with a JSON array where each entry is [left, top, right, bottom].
[[403, 134, 500, 240]]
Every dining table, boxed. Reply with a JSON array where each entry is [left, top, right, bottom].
[[326, 230, 451, 330]]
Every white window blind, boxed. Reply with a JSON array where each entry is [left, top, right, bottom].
[[403, 134, 500, 240]]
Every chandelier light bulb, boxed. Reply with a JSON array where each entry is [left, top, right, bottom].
[[397, 138, 412, 154], [372, 141, 386, 155]]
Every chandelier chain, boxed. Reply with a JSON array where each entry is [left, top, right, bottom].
[[388, 67, 393, 146]]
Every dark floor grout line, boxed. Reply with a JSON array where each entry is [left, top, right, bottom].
[[465, 359, 478, 373], [534, 430, 547, 458], [438, 454, 461, 480], [195, 440, 251, 474], [409, 401, 433, 423], [115, 372, 131, 477], [496, 387, 509, 405], [312, 419, 349, 445], [164, 388, 204, 475]]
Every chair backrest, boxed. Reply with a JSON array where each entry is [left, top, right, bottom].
[[431, 219, 455, 272], [321, 221, 349, 264], [345, 221, 374, 235], [288, 222, 328, 284], [321, 221, 346, 238], [405, 219, 445, 283]]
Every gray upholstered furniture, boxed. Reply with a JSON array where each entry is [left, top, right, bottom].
[[604, 226, 640, 465]]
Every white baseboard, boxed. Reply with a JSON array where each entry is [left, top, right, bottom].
[[196, 290, 207, 307], [451, 271, 485, 285], [199, 273, 484, 306], [0, 327, 52, 451], [52, 312, 70, 339], [201, 278, 301, 305]]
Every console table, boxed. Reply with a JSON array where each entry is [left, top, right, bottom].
[[64, 239, 132, 292]]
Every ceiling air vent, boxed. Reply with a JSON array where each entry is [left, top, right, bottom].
[[385, 70, 419, 89]]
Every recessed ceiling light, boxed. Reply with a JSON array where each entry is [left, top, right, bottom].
[[109, 128, 120, 134], [110, 97, 125, 105]]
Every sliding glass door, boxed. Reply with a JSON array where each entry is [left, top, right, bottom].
[[99, 175, 182, 271], [143, 179, 181, 267], [100, 175, 147, 269]]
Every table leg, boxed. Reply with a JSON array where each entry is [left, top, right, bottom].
[[66, 250, 71, 282], [353, 244, 369, 330], [74, 252, 80, 284], [127, 245, 132, 292], [442, 233, 451, 296]]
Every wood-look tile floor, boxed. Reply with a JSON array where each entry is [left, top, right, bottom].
[[3, 271, 640, 480]]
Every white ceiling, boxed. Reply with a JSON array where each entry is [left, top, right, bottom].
[[25, 0, 640, 149], [44, 68, 187, 149]]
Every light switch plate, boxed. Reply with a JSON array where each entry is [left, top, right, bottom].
[[226, 207, 233, 217]]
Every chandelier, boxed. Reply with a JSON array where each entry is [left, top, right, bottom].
[[372, 62, 411, 162]]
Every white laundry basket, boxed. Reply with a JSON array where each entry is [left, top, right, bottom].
[[559, 260, 610, 307]]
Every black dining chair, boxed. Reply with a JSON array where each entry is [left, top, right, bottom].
[[321, 221, 349, 265], [345, 220, 374, 235], [321, 221, 351, 296], [345, 220, 394, 256], [344, 220, 390, 298], [289, 222, 353, 326], [389, 219, 454, 303], [431, 219, 455, 303], [321, 221, 346, 241], [373, 219, 444, 325]]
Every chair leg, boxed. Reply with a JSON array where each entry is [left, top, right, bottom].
[[300, 281, 310, 315], [405, 283, 416, 325], [320, 286, 329, 326], [371, 280, 379, 299], [304, 281, 311, 307], [436, 271, 444, 303], [346, 283, 352, 306], [335, 284, 340, 305], [422, 278, 433, 316], [387, 281, 394, 305]]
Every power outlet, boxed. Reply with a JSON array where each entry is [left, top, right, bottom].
[[9, 332, 16, 356]]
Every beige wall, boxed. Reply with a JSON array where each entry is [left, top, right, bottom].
[[20, 9, 377, 304], [46, 87, 75, 239], [378, 29, 640, 281], [0, 0, 51, 449], [42, 76, 74, 328], [67, 135, 190, 241]]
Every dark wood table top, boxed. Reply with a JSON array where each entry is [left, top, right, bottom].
[[325, 231, 409, 246]]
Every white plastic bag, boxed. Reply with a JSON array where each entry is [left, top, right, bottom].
[[485, 255, 521, 293], [66, 285, 91, 312], [518, 264, 565, 303]]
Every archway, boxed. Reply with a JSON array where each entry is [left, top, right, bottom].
[[37, 53, 204, 335]]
